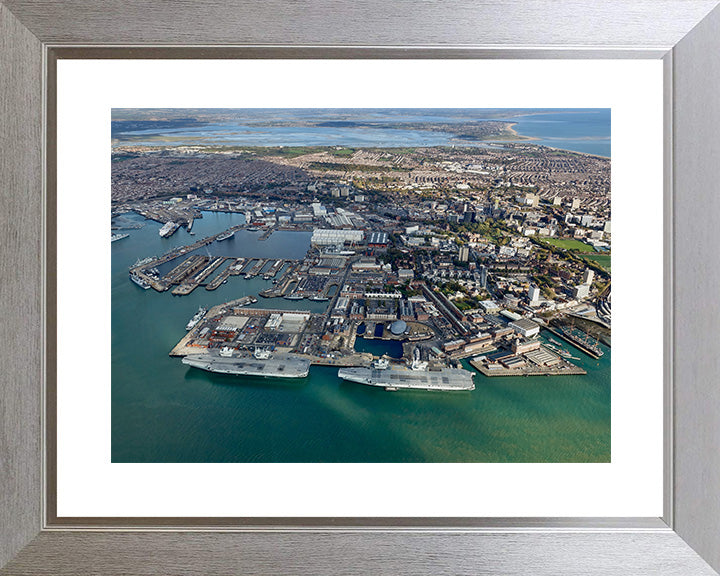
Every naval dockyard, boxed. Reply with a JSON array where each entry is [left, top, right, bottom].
[[114, 134, 610, 393], [111, 109, 612, 464], [117, 200, 608, 392]]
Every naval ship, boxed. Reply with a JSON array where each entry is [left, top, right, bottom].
[[159, 221, 180, 238], [337, 361, 475, 392], [216, 229, 235, 241], [185, 307, 207, 331], [182, 347, 311, 379]]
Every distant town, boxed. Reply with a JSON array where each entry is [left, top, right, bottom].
[[113, 139, 610, 391]]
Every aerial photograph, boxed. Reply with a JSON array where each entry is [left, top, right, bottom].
[[111, 108, 611, 463]]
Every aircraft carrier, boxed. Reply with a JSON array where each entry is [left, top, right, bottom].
[[337, 365, 475, 391], [182, 347, 310, 379]]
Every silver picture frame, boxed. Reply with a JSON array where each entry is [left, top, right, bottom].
[[2, 1, 720, 574]]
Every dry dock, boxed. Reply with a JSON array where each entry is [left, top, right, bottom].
[[171, 257, 226, 295]]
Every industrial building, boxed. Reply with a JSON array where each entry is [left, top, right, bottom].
[[509, 318, 540, 338], [311, 228, 364, 246]]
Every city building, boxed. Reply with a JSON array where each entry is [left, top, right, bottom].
[[582, 269, 595, 285], [509, 318, 540, 338], [480, 300, 500, 313], [573, 284, 591, 299], [512, 339, 541, 354], [367, 231, 389, 248], [311, 228, 364, 246], [478, 265, 488, 289], [528, 284, 541, 306], [398, 268, 414, 281], [458, 245, 470, 262]]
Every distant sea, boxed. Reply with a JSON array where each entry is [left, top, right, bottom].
[[112, 108, 611, 158], [112, 211, 611, 463]]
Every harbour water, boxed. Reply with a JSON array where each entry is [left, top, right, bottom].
[[113, 108, 610, 157], [112, 211, 610, 463]]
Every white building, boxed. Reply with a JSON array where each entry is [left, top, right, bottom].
[[528, 285, 541, 306], [580, 214, 594, 227], [498, 245, 517, 258], [582, 269, 595, 285], [509, 318, 540, 338], [311, 229, 364, 246], [573, 284, 591, 299], [479, 300, 500, 313], [398, 269, 415, 281], [311, 202, 327, 217]]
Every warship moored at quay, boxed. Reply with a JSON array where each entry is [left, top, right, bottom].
[[182, 347, 311, 378], [129, 272, 151, 290], [216, 229, 235, 241], [185, 307, 207, 331], [337, 364, 475, 391], [158, 221, 180, 238]]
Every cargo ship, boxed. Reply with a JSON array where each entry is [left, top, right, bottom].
[[182, 347, 311, 379], [337, 365, 475, 391]]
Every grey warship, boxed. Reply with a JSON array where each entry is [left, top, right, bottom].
[[182, 347, 310, 379], [337, 363, 475, 391]]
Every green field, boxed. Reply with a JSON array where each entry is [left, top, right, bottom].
[[542, 238, 595, 252], [583, 253, 611, 272]]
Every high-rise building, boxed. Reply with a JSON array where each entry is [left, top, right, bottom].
[[582, 268, 594, 285], [580, 214, 594, 227], [528, 284, 541, 305], [571, 198, 581, 210], [478, 265, 488, 289], [573, 284, 591, 299], [458, 245, 470, 262]]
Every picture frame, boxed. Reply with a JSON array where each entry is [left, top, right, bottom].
[[1, 1, 719, 574]]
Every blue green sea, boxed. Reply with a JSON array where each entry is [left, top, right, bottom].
[[112, 211, 610, 463]]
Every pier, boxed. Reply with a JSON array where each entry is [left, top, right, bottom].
[[470, 358, 587, 377], [171, 257, 227, 295], [244, 258, 268, 278], [263, 259, 284, 279], [545, 326, 603, 359], [206, 258, 245, 291]]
